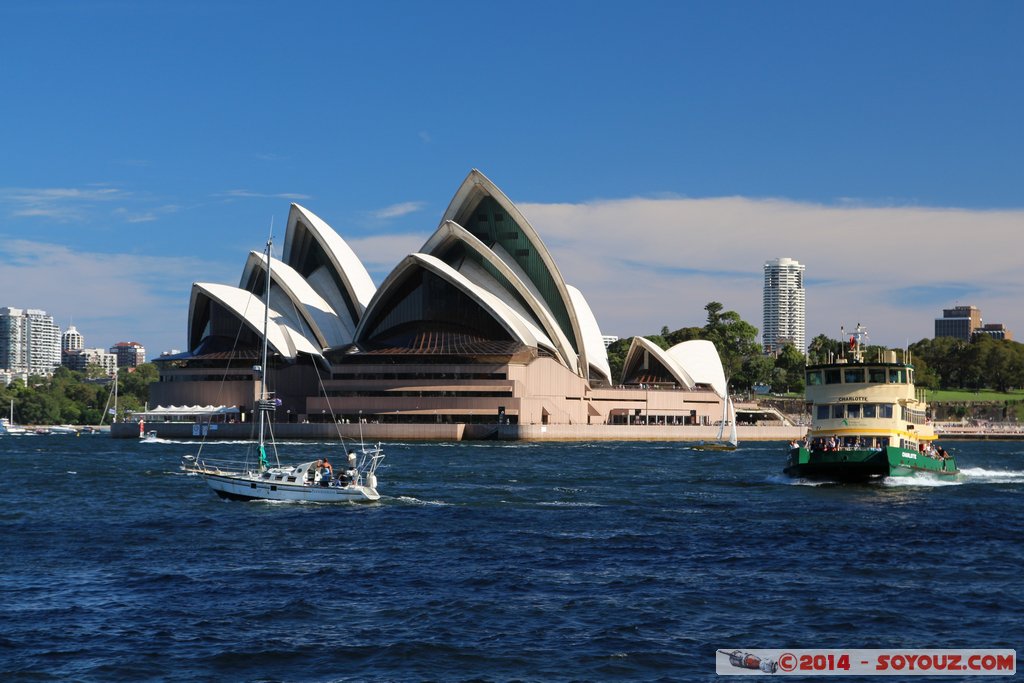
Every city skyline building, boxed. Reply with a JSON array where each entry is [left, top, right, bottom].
[[762, 257, 806, 355], [62, 324, 84, 369], [975, 323, 1013, 341], [63, 347, 118, 376], [62, 325, 84, 354], [932, 305, 1014, 342], [0, 307, 61, 379], [110, 341, 146, 368], [934, 305, 983, 341]]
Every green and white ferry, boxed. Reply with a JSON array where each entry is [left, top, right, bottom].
[[785, 326, 958, 482]]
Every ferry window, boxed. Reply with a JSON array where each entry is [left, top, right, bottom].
[[907, 369, 914, 384], [844, 368, 865, 383], [879, 404, 894, 418], [832, 404, 845, 419], [825, 369, 842, 384], [869, 368, 886, 383], [889, 368, 905, 383], [863, 404, 877, 418], [817, 405, 830, 419], [847, 404, 861, 418], [807, 370, 823, 386]]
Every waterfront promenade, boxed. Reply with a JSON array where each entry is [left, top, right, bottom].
[[934, 422, 1024, 440], [110, 420, 807, 442]]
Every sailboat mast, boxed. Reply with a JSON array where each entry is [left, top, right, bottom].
[[258, 238, 272, 455]]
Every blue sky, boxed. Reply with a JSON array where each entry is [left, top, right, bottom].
[[1, 1, 1022, 356]]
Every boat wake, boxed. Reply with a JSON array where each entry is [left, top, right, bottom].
[[881, 467, 1024, 487], [538, 500, 603, 507], [881, 473, 962, 487], [765, 474, 834, 487], [957, 467, 1024, 484], [396, 495, 451, 506]]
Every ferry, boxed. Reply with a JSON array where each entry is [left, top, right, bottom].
[[785, 325, 958, 482]]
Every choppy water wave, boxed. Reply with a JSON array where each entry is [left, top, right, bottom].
[[395, 495, 452, 506], [3, 438, 1022, 681], [958, 466, 1024, 483], [881, 472, 963, 487], [765, 474, 833, 486]]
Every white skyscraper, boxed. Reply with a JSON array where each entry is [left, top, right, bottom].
[[0, 307, 61, 377], [62, 325, 84, 354], [762, 257, 806, 355]]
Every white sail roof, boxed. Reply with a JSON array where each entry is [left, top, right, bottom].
[[668, 340, 728, 397], [355, 253, 559, 356], [420, 220, 580, 372], [620, 337, 727, 396], [188, 282, 323, 361], [567, 285, 612, 386], [241, 251, 356, 349], [282, 203, 376, 329], [440, 169, 588, 377]]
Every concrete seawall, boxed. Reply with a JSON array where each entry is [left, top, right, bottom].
[[113, 421, 807, 442]]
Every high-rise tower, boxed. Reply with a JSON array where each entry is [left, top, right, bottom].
[[762, 257, 805, 354], [0, 307, 61, 377]]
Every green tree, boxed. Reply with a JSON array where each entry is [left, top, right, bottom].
[[664, 326, 703, 347], [740, 353, 774, 390], [772, 343, 806, 394], [119, 364, 158, 405], [807, 334, 845, 365], [703, 302, 760, 389], [606, 338, 632, 385]]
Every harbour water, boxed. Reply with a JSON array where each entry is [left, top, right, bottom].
[[2, 437, 1022, 681]]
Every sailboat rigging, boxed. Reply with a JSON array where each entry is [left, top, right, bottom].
[[690, 390, 738, 451], [181, 237, 384, 502], [1, 398, 28, 436]]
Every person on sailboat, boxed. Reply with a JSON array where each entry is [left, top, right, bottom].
[[341, 451, 358, 485], [320, 456, 333, 486]]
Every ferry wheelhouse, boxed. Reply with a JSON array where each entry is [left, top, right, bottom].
[[786, 328, 958, 481]]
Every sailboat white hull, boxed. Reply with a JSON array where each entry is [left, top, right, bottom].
[[203, 471, 380, 502], [182, 239, 386, 504]]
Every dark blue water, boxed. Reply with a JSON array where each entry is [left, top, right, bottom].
[[2, 437, 1021, 681]]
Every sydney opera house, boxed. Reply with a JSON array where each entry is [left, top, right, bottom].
[[148, 170, 732, 440]]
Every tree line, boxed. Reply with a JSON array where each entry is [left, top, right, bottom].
[[606, 302, 806, 393], [606, 302, 1024, 395], [1, 364, 157, 426]]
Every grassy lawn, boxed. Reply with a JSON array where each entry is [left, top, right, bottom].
[[926, 389, 1024, 403]]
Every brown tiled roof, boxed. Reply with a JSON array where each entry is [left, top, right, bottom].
[[362, 332, 529, 357]]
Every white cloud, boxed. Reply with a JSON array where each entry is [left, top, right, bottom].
[[0, 238, 234, 356], [371, 201, 426, 220], [0, 186, 131, 221], [519, 197, 1024, 348], [216, 190, 312, 200], [347, 232, 428, 278]]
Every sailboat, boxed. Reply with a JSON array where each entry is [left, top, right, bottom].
[[0, 399, 28, 436], [691, 392, 738, 451], [181, 237, 384, 502]]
